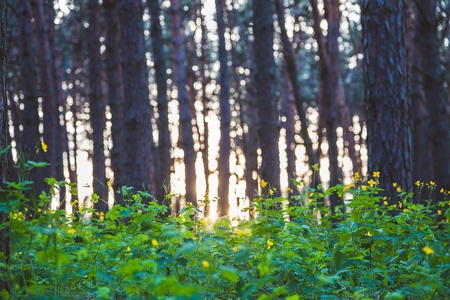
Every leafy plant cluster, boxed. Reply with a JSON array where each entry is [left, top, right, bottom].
[[0, 173, 449, 300]]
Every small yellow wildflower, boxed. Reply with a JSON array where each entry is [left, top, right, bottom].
[[261, 180, 268, 188], [366, 232, 372, 237], [237, 229, 243, 236], [169, 204, 173, 208], [308, 199, 312, 204], [403, 209, 409, 213], [397, 187, 401, 193], [41, 141, 48, 152], [269, 190, 274, 195], [415, 181, 421, 187], [430, 181, 435, 186], [138, 210, 141, 214], [373, 171, 380, 178], [354, 172, 359, 182], [423, 246, 434, 255], [324, 213, 328, 217], [107, 180, 111, 188], [127, 247, 131, 252], [368, 179, 376, 187], [392, 183, 397, 187], [267, 239, 274, 249], [362, 186, 367, 191], [287, 187, 293, 193], [438, 210, 442, 216], [233, 247, 237, 252], [152, 239, 159, 246], [99, 216, 104, 220], [384, 201, 388, 205], [440, 188, 444, 193], [202, 261, 210, 268]]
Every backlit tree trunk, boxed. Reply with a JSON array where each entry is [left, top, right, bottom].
[[148, 0, 172, 212], [119, 0, 153, 194], [253, 0, 280, 192], [361, 0, 413, 200], [170, 0, 197, 206], [216, 0, 231, 217], [88, 0, 108, 213]]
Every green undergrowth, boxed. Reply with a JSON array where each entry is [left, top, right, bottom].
[[1, 175, 449, 300]]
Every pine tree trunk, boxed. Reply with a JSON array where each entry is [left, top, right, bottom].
[[119, 0, 153, 194], [170, 0, 197, 206], [361, 0, 413, 200], [253, 0, 280, 193], [88, 0, 108, 212], [416, 0, 450, 191], [0, 0, 10, 292], [103, 0, 125, 204], [216, 0, 231, 217]]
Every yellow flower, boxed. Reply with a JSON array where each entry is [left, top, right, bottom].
[[384, 201, 388, 205], [127, 247, 131, 252], [415, 181, 421, 187], [373, 171, 380, 178], [237, 229, 243, 236], [41, 141, 48, 152], [403, 209, 409, 213], [287, 187, 293, 193], [392, 183, 397, 187], [366, 232, 372, 236], [397, 187, 402, 193], [354, 172, 359, 182], [440, 188, 444, 193], [269, 190, 274, 195], [99, 216, 104, 220], [423, 246, 434, 255], [430, 181, 435, 186], [368, 179, 376, 187], [261, 180, 268, 188], [169, 204, 173, 208], [233, 247, 237, 252], [202, 261, 210, 268], [152, 239, 159, 246], [267, 239, 274, 249], [107, 180, 111, 188], [438, 210, 442, 216]]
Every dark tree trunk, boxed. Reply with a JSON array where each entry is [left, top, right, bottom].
[[88, 0, 108, 213], [361, 0, 413, 200], [253, 0, 280, 192], [216, 0, 231, 217], [17, 0, 40, 157], [0, 0, 10, 293], [103, 0, 125, 204], [170, 0, 197, 206], [275, 0, 320, 186], [119, 0, 153, 194], [148, 0, 172, 212], [199, 0, 210, 216], [416, 0, 450, 191], [30, 0, 58, 192]]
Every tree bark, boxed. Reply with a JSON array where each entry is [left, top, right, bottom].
[[253, 0, 280, 193], [103, 0, 125, 204], [170, 0, 197, 206], [415, 0, 450, 191], [148, 0, 172, 212], [118, 0, 153, 194], [0, 0, 10, 293], [216, 0, 231, 217], [88, 0, 108, 213], [30, 0, 58, 192], [361, 0, 413, 200]]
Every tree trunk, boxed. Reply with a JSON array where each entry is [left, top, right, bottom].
[[170, 0, 197, 206], [253, 0, 280, 193], [17, 0, 40, 157], [148, 0, 172, 212], [103, 0, 125, 204], [119, 0, 153, 194], [0, 0, 10, 293], [416, 0, 450, 191], [88, 0, 108, 213], [216, 0, 231, 217], [30, 0, 58, 192], [361, 0, 413, 200]]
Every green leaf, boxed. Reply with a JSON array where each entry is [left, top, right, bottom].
[[175, 241, 196, 257], [0, 289, 9, 300], [220, 266, 240, 283]]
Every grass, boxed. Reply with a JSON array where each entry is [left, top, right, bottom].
[[0, 174, 449, 299]]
